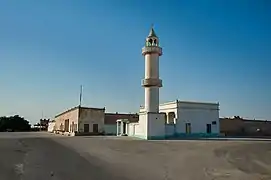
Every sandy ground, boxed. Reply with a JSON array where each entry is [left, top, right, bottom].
[[1, 132, 271, 180], [0, 132, 125, 180]]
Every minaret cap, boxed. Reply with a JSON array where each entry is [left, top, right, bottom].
[[148, 25, 157, 38]]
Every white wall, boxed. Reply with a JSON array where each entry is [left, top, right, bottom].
[[47, 122, 56, 132], [159, 101, 178, 124], [133, 112, 166, 139], [147, 112, 166, 139], [159, 100, 220, 135], [134, 113, 148, 139], [128, 123, 137, 136], [165, 124, 175, 136], [135, 100, 219, 139], [176, 101, 220, 134]]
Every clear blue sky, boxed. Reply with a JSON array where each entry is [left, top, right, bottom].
[[0, 0, 270, 124]]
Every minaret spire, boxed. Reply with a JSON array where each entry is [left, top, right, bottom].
[[148, 24, 157, 38]]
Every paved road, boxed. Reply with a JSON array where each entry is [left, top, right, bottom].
[[0, 132, 126, 180]]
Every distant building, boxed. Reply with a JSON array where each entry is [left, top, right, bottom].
[[54, 106, 105, 136], [104, 113, 138, 135], [220, 116, 271, 136], [53, 106, 138, 136], [40, 119, 50, 129], [33, 119, 50, 131]]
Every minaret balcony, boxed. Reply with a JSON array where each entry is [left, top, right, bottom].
[[142, 46, 162, 56], [142, 78, 162, 87]]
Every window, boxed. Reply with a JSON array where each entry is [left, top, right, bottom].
[[93, 124, 98, 133], [84, 124, 89, 133], [212, 121, 217, 125]]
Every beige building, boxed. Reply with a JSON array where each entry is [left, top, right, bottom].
[[54, 106, 105, 135], [220, 116, 271, 136]]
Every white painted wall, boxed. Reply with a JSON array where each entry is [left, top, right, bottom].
[[147, 112, 166, 139], [160, 101, 178, 124], [176, 101, 220, 134], [160, 102, 178, 115], [160, 100, 220, 137], [47, 122, 56, 132], [165, 124, 175, 136], [128, 123, 137, 136], [137, 100, 219, 138], [133, 112, 165, 139], [134, 113, 148, 139]]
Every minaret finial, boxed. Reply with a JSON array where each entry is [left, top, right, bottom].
[[148, 24, 157, 38]]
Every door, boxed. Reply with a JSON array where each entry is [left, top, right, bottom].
[[93, 124, 98, 133], [185, 123, 191, 134], [123, 122, 126, 134], [71, 122, 74, 132], [84, 124, 89, 133], [206, 124, 212, 134], [64, 119, 69, 132]]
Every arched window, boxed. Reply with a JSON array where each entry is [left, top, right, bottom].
[[149, 39, 153, 46], [153, 39, 157, 46]]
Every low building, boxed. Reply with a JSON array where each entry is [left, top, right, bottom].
[[54, 106, 105, 136], [104, 113, 139, 135], [161, 100, 220, 138], [33, 119, 50, 131], [124, 100, 220, 139], [220, 116, 271, 136]]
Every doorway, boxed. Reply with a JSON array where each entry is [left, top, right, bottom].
[[206, 124, 212, 134], [123, 122, 126, 134], [84, 124, 89, 133], [93, 124, 98, 133], [64, 119, 69, 132], [185, 123, 191, 134]]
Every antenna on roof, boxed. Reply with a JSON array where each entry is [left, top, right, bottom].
[[79, 85, 83, 107]]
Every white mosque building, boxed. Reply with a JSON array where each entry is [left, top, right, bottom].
[[117, 27, 220, 140]]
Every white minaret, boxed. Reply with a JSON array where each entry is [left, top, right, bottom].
[[142, 26, 162, 113], [135, 26, 165, 140]]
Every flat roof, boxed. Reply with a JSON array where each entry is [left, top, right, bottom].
[[55, 106, 105, 118], [159, 100, 219, 106], [105, 112, 138, 116], [177, 100, 219, 105], [220, 117, 270, 122]]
